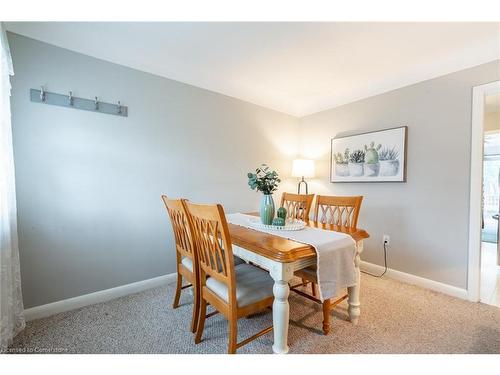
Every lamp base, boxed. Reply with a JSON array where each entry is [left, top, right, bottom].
[[297, 177, 308, 195]]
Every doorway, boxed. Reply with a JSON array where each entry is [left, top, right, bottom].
[[481, 128, 500, 306], [468, 81, 500, 304]]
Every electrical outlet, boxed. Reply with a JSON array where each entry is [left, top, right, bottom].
[[383, 235, 390, 246]]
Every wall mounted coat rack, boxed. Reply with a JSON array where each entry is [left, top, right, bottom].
[[30, 87, 128, 117]]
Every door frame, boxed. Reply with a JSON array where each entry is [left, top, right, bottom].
[[468, 80, 500, 302]]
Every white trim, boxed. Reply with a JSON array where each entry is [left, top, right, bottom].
[[468, 80, 500, 302], [23, 273, 177, 321], [21, 259, 475, 322], [361, 261, 468, 300]]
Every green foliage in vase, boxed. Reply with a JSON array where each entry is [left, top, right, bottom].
[[247, 164, 281, 195], [272, 217, 285, 226], [334, 148, 350, 165], [349, 149, 365, 164], [378, 147, 399, 161], [364, 142, 382, 164], [277, 207, 287, 220]]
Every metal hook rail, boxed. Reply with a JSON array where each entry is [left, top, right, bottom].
[[30, 87, 128, 117]]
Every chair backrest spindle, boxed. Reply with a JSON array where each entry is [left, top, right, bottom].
[[280, 192, 315, 221], [314, 195, 363, 229], [161, 196, 194, 261]]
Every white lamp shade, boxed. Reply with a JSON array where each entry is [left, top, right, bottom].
[[292, 159, 315, 178]]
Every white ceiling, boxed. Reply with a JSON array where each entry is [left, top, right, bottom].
[[5, 22, 500, 117]]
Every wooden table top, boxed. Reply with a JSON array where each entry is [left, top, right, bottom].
[[228, 213, 369, 263]]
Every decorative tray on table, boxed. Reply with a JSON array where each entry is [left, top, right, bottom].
[[247, 217, 306, 231]]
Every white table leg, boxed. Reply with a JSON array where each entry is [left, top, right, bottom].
[[270, 262, 294, 354], [348, 240, 364, 325]]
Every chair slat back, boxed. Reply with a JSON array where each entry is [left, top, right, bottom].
[[280, 193, 315, 221], [314, 195, 363, 229], [185, 202, 236, 295], [161, 196, 193, 261]]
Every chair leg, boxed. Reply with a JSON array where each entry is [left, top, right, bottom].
[[173, 273, 182, 309], [322, 299, 331, 335], [190, 284, 200, 333], [301, 278, 307, 286], [195, 299, 207, 344], [311, 282, 317, 297], [228, 316, 238, 354]]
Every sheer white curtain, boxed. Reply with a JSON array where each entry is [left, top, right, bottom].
[[0, 22, 25, 352]]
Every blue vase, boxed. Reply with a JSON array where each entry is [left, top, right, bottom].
[[260, 194, 275, 225]]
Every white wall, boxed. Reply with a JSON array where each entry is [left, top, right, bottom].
[[8, 33, 299, 308], [299, 60, 500, 289]]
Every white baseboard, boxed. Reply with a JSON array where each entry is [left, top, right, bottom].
[[360, 261, 468, 300], [24, 263, 468, 322], [24, 273, 177, 322]]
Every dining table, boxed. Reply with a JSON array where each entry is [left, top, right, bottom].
[[227, 213, 369, 354]]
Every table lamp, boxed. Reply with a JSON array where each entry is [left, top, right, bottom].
[[292, 159, 315, 194]]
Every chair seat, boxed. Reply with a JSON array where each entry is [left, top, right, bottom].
[[181, 256, 194, 272], [206, 263, 274, 307], [233, 256, 246, 266], [181, 255, 244, 273], [294, 265, 318, 282]]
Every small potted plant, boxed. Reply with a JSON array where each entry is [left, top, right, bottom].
[[247, 164, 281, 225], [348, 149, 365, 177], [379, 147, 400, 176], [334, 148, 350, 176], [364, 142, 381, 177]]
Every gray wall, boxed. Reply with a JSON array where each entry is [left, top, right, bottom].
[[299, 60, 500, 289], [8, 33, 299, 308]]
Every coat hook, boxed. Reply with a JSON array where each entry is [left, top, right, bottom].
[[40, 86, 45, 102], [117, 101, 122, 114], [94, 96, 99, 110], [68, 91, 73, 106]]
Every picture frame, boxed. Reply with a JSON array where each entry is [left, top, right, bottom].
[[330, 126, 408, 183]]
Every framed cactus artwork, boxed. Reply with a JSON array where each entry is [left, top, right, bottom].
[[330, 126, 407, 182]]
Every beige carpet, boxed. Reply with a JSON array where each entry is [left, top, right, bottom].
[[7, 275, 500, 354]]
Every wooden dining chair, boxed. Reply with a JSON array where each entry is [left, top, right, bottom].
[[161, 195, 200, 334], [281, 192, 315, 289], [292, 195, 363, 335], [280, 192, 315, 221], [185, 201, 274, 354]]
